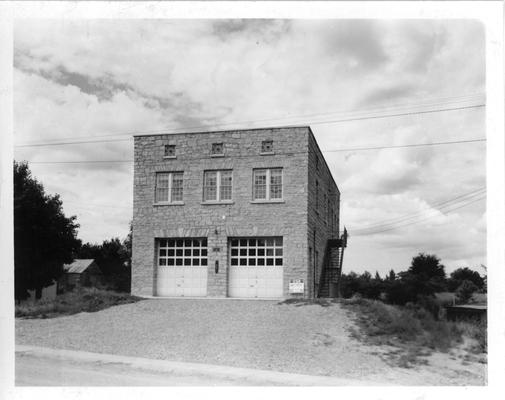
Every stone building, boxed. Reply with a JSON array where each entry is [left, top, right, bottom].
[[132, 126, 343, 299]]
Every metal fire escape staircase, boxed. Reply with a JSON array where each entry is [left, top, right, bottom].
[[317, 228, 348, 298]]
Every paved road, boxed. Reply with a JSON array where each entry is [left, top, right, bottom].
[[16, 346, 370, 386], [16, 352, 249, 386]]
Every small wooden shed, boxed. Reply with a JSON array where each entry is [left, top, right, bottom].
[[59, 259, 103, 292]]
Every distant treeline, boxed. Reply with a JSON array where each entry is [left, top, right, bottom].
[[340, 253, 485, 306]]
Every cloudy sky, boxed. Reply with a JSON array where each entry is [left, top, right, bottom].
[[13, 19, 486, 275]]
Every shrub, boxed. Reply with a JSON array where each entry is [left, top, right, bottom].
[[384, 279, 416, 305], [342, 297, 485, 361], [455, 280, 479, 304], [15, 287, 142, 318], [455, 317, 487, 353]]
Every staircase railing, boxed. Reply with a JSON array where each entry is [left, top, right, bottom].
[[317, 238, 341, 298]]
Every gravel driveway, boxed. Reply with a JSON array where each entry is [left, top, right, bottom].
[[16, 299, 485, 385]]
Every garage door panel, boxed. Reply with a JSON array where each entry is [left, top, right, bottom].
[[156, 238, 208, 297], [228, 237, 283, 298]]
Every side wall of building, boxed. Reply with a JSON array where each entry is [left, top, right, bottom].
[[132, 127, 311, 297], [306, 129, 340, 298]]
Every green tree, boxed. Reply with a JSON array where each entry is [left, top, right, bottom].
[[77, 224, 132, 292], [14, 161, 80, 301], [405, 253, 447, 294], [408, 253, 446, 282], [447, 267, 484, 291], [386, 253, 447, 305], [386, 269, 396, 281]]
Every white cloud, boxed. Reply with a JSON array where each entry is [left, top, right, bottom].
[[13, 19, 486, 270]]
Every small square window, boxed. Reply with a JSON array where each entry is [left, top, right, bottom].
[[164, 145, 176, 157], [261, 140, 273, 153], [211, 142, 224, 155]]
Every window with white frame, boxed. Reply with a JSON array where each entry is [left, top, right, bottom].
[[230, 237, 283, 266], [253, 168, 283, 201], [203, 170, 232, 202], [155, 172, 184, 203], [158, 238, 208, 266]]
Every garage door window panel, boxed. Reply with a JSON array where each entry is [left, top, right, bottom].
[[229, 237, 283, 267], [158, 238, 208, 267]]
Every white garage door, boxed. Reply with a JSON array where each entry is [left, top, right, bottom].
[[156, 238, 208, 297], [228, 237, 283, 298]]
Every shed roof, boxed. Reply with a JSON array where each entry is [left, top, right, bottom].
[[63, 259, 96, 274]]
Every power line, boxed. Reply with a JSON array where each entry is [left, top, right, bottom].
[[14, 93, 485, 144], [15, 137, 132, 148], [64, 200, 132, 210], [24, 137, 487, 165], [351, 195, 485, 236], [29, 160, 134, 164], [352, 187, 486, 231], [308, 104, 484, 126], [14, 103, 485, 148], [325, 138, 486, 153]]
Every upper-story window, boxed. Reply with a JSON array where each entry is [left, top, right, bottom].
[[315, 180, 319, 211], [155, 172, 184, 203], [164, 144, 176, 158], [253, 168, 283, 201], [203, 170, 232, 202], [261, 140, 274, 154], [211, 142, 224, 156]]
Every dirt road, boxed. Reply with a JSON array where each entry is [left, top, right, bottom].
[[16, 299, 486, 385]]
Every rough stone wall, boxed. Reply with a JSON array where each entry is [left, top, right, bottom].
[[306, 129, 340, 298], [132, 127, 311, 297]]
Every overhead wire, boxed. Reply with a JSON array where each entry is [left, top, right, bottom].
[[15, 94, 486, 235], [324, 138, 486, 153], [14, 100, 485, 148], [14, 93, 484, 144], [352, 187, 486, 231], [24, 137, 487, 165], [349, 196, 486, 236]]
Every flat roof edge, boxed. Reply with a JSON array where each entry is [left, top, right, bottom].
[[132, 125, 311, 138]]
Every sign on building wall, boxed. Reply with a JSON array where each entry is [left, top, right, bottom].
[[289, 279, 304, 294]]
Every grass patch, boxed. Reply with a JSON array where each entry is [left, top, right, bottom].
[[277, 298, 337, 307], [16, 288, 143, 319], [341, 297, 486, 368]]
